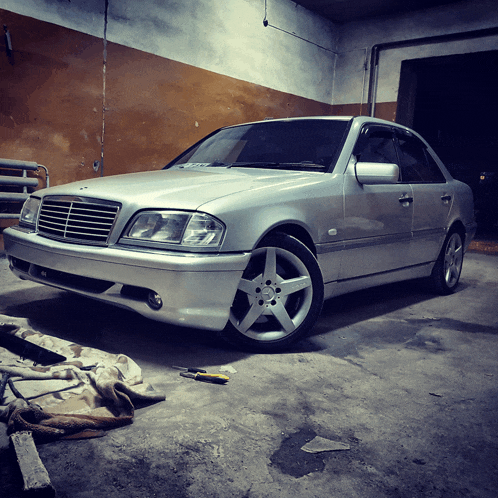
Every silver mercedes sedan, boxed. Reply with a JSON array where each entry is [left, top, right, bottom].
[[4, 116, 476, 351]]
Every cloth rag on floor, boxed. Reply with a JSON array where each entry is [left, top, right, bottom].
[[0, 315, 165, 442]]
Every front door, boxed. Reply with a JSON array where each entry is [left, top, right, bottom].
[[340, 125, 414, 280]]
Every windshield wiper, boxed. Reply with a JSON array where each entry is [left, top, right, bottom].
[[173, 161, 325, 170], [209, 161, 232, 167], [231, 161, 324, 170], [177, 161, 282, 169]]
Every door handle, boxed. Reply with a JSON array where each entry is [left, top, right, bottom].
[[441, 194, 452, 202], [399, 196, 413, 203]]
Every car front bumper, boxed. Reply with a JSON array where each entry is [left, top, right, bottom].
[[4, 227, 251, 331]]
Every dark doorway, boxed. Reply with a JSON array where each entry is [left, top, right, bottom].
[[397, 50, 498, 234]]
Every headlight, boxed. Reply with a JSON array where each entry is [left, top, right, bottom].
[[19, 197, 41, 227], [125, 211, 225, 247], [127, 212, 190, 243], [182, 213, 224, 246]]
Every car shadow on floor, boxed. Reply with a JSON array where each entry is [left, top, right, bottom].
[[299, 278, 472, 355], [1, 287, 250, 369]]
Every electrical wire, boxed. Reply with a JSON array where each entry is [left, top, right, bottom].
[[263, 0, 337, 55]]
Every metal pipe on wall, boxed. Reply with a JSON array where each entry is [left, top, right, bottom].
[[367, 26, 498, 117]]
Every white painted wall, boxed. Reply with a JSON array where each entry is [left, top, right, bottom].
[[0, 0, 338, 104], [2, 0, 497, 108], [334, 0, 498, 106]]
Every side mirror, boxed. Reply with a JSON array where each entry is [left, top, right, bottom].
[[355, 162, 399, 185]]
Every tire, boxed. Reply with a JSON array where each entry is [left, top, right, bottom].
[[220, 233, 324, 352], [429, 230, 464, 295]]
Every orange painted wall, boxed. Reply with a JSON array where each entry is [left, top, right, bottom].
[[330, 102, 398, 122], [102, 43, 338, 176], [0, 10, 103, 185]]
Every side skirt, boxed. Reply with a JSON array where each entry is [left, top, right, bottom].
[[323, 262, 434, 300]]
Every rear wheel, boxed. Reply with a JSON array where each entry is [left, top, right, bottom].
[[429, 230, 464, 294], [220, 234, 323, 352]]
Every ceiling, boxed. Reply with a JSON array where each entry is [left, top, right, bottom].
[[292, 0, 463, 24]]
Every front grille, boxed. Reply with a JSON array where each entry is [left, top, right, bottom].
[[38, 196, 120, 245]]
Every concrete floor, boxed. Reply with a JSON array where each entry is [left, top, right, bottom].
[[1, 247, 497, 497]]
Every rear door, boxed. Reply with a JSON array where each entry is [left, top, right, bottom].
[[395, 129, 451, 264], [340, 125, 414, 280]]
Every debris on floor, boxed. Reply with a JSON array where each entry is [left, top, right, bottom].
[[219, 364, 237, 374], [301, 436, 351, 453]]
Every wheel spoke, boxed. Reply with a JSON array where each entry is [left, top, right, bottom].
[[445, 265, 453, 282], [278, 275, 312, 297], [270, 301, 296, 333], [448, 238, 456, 253], [444, 261, 454, 283], [262, 248, 277, 283], [238, 302, 265, 333], [443, 233, 463, 286], [237, 277, 259, 296], [449, 265, 458, 282]]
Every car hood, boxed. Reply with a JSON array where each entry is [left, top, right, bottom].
[[39, 168, 322, 210]]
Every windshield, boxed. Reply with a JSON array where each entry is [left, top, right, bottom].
[[165, 119, 350, 172]]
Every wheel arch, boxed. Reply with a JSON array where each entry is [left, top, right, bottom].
[[447, 219, 466, 244], [257, 223, 317, 257]]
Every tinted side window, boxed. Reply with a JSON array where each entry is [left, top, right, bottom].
[[424, 150, 447, 183], [354, 126, 398, 164], [396, 132, 446, 183]]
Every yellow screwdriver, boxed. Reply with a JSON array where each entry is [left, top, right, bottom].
[[179, 371, 229, 384], [172, 366, 229, 384]]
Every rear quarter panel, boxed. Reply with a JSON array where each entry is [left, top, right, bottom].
[[448, 179, 477, 249]]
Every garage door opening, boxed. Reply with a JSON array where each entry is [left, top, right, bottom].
[[396, 50, 498, 234]]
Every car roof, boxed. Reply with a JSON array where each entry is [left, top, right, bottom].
[[221, 115, 413, 131], [223, 116, 353, 129]]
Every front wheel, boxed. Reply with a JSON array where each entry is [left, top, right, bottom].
[[429, 230, 464, 295], [220, 234, 324, 352]]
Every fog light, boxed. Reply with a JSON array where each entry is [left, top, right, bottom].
[[147, 292, 163, 310]]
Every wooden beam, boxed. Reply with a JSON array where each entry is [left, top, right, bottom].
[[10, 431, 56, 497]]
